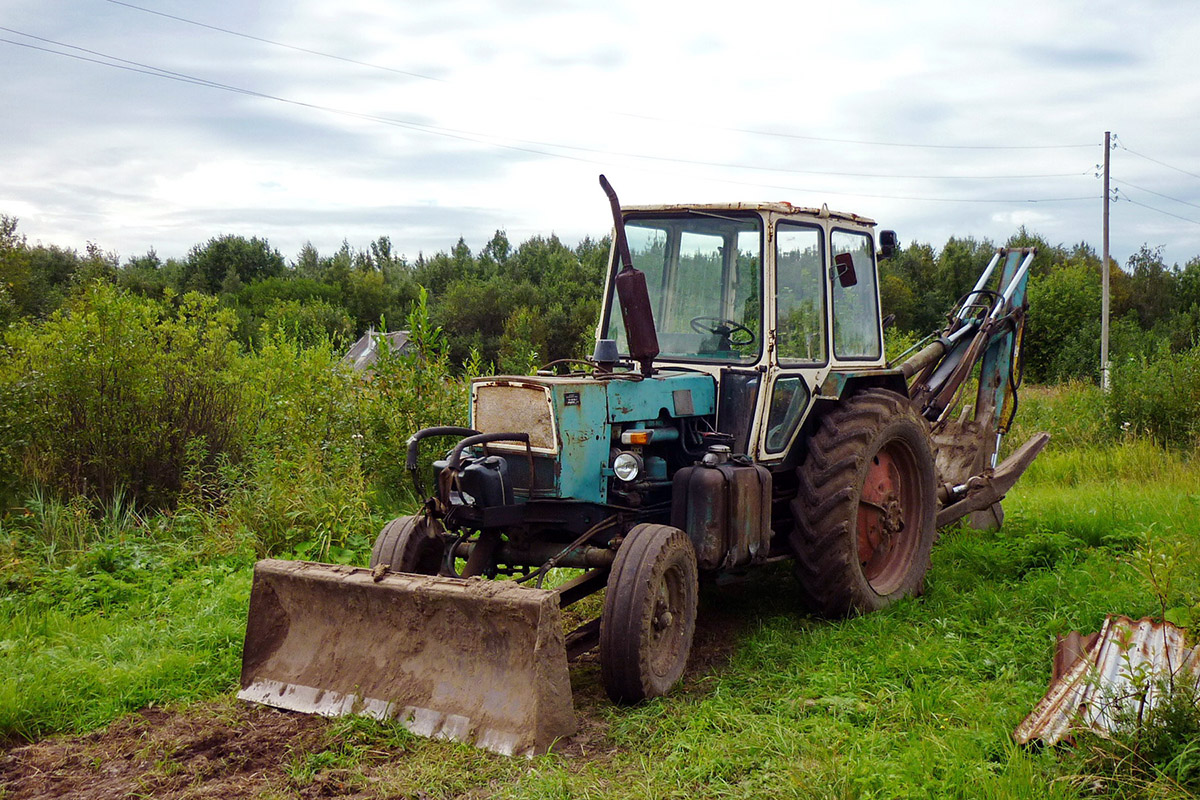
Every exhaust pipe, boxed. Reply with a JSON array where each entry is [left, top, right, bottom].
[[600, 175, 659, 377]]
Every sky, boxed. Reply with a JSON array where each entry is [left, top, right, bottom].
[[3, 0, 1200, 269]]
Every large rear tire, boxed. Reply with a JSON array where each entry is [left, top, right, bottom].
[[790, 389, 936, 617], [370, 515, 445, 575], [600, 523, 698, 704]]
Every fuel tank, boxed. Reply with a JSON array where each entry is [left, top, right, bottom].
[[670, 449, 772, 570]]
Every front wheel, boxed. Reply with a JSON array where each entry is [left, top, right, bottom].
[[600, 523, 699, 704], [790, 389, 936, 617], [369, 515, 445, 575]]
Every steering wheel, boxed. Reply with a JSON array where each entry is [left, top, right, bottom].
[[690, 316, 755, 347]]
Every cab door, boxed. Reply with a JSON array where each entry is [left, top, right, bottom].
[[758, 220, 827, 459]]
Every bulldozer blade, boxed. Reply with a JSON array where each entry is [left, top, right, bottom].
[[936, 432, 1050, 529], [238, 559, 576, 756]]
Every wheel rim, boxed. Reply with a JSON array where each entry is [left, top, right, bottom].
[[857, 440, 925, 595], [647, 562, 688, 678]]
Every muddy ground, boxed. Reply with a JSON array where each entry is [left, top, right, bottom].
[[1, 587, 755, 799]]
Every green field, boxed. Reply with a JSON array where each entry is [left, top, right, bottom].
[[3, 384, 1199, 799]]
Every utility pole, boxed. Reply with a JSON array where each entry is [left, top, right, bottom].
[[1101, 131, 1111, 391]]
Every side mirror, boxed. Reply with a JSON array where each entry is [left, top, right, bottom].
[[833, 252, 858, 288], [879, 230, 898, 259]]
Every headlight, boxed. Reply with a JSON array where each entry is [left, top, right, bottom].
[[612, 451, 643, 482]]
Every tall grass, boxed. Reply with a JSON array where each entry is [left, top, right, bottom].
[[0, 284, 470, 741], [3, 286, 1200, 796]]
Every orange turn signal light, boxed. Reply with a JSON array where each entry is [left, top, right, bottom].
[[621, 430, 652, 446]]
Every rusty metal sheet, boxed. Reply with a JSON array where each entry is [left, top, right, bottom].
[[472, 380, 558, 453], [1015, 616, 1200, 746]]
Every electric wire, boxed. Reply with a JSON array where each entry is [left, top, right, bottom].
[[0, 27, 262, 96], [0, 29, 1100, 205], [1119, 196, 1200, 227], [103, 0, 447, 83], [6, 24, 1092, 178], [1117, 143, 1200, 182], [0, 36, 257, 94], [1112, 178, 1200, 212], [104, 0, 1099, 153]]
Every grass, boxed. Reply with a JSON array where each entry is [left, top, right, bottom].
[[4, 385, 1200, 797], [0, 537, 252, 742]]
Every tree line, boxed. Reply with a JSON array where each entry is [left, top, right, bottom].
[[3, 214, 1199, 382], [0, 216, 608, 376]]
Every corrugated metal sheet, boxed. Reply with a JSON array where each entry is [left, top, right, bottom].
[[1015, 616, 1200, 746]]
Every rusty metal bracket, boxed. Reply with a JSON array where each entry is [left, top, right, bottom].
[[936, 432, 1050, 528]]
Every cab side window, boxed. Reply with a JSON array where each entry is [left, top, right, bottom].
[[776, 223, 826, 364], [830, 230, 881, 360]]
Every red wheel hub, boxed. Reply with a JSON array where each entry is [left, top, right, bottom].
[[858, 447, 912, 588]]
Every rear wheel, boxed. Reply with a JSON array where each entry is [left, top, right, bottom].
[[600, 523, 698, 703], [790, 389, 936, 616], [370, 515, 445, 575]]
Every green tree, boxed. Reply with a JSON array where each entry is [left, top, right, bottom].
[[1122, 244, 1178, 328], [1025, 261, 1102, 382], [882, 241, 941, 333], [183, 235, 285, 294]]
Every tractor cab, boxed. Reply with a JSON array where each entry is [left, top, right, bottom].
[[599, 203, 895, 461]]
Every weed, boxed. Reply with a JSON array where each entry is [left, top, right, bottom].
[[1068, 678, 1200, 798]]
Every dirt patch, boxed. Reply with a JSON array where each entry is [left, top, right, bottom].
[[0, 703, 329, 800], [1, 582, 766, 798]]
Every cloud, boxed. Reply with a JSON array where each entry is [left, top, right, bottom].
[[990, 209, 1059, 229], [2, 0, 1198, 269]]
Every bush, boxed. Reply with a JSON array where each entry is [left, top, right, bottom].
[[360, 288, 470, 495], [1109, 343, 1200, 448], [1072, 675, 1200, 796], [259, 298, 354, 348], [1005, 381, 1112, 450], [0, 285, 242, 509], [218, 331, 374, 557]]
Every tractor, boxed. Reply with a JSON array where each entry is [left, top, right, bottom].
[[239, 176, 1048, 756]]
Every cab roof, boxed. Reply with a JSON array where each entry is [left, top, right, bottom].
[[623, 202, 876, 226]]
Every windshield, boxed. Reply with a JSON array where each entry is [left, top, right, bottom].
[[604, 213, 762, 363]]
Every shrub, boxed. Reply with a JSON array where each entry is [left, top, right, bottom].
[[218, 331, 373, 556], [360, 288, 469, 495], [1005, 381, 1112, 450], [257, 298, 355, 348], [1072, 671, 1200, 796], [0, 285, 242, 509], [1109, 343, 1200, 448]]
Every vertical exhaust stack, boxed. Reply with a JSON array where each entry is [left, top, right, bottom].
[[600, 175, 659, 377]]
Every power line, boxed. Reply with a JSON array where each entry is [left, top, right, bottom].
[[1113, 177, 1200, 212], [1117, 142, 1200, 182], [103, 0, 447, 83], [1119, 196, 1200, 226], [1, 29, 1098, 204], [0, 26, 260, 96], [0, 36, 256, 95], [104, 0, 1099, 153], [0, 30, 1101, 207]]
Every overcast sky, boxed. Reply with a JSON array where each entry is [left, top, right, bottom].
[[3, 0, 1199, 269]]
